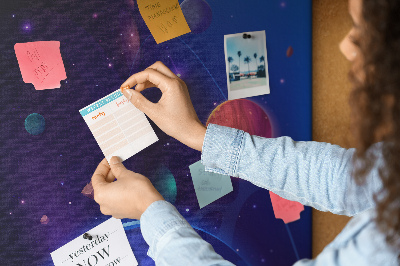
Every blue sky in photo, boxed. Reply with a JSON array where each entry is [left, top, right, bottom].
[[226, 32, 267, 73]]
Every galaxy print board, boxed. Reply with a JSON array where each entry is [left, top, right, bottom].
[[0, 0, 312, 265]]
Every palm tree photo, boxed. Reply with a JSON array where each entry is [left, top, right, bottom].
[[225, 31, 268, 93]]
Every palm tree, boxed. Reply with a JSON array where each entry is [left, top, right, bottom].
[[227, 56, 234, 73], [244, 56, 251, 78], [260, 56, 265, 69], [231, 64, 239, 72], [259, 55, 266, 77], [253, 53, 258, 73], [237, 51, 242, 76]]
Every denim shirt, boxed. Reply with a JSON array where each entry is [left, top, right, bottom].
[[140, 124, 399, 265]]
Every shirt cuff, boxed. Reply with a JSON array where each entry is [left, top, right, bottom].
[[140, 200, 192, 260], [201, 123, 245, 176]]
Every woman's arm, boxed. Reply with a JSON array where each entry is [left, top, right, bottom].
[[91, 158, 234, 265], [141, 201, 235, 266], [201, 124, 383, 216], [119, 61, 382, 217]]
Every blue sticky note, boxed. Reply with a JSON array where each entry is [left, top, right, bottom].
[[189, 161, 233, 209]]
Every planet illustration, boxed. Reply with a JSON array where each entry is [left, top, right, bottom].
[[150, 165, 177, 204], [286, 46, 294, 57], [181, 0, 212, 34], [207, 99, 272, 138], [126, 0, 135, 9], [25, 113, 45, 135], [40, 215, 49, 225]]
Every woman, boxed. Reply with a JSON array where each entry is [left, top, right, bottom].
[[91, 0, 400, 264]]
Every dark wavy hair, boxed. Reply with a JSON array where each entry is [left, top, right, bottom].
[[349, 0, 400, 256]]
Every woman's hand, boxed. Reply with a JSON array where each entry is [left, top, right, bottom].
[[91, 157, 164, 220], [120, 61, 206, 152]]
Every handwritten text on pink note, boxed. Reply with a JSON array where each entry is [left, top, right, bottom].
[[14, 41, 67, 90], [269, 191, 304, 224]]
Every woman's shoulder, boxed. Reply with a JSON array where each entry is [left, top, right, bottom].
[[324, 209, 399, 265]]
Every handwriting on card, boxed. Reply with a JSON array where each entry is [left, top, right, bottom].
[[92, 112, 105, 120], [189, 161, 233, 209], [14, 41, 67, 90], [137, 0, 191, 44], [116, 98, 129, 108]]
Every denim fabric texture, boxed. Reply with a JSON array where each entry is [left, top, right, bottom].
[[140, 124, 399, 265]]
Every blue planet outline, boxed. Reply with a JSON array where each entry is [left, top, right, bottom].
[[24, 113, 45, 135]]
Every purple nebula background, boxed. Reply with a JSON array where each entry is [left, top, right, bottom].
[[0, 0, 312, 265]]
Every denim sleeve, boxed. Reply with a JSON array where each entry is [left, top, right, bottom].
[[140, 200, 235, 266], [201, 124, 383, 216]]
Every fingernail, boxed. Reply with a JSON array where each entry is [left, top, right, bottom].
[[110, 156, 122, 165], [120, 85, 130, 92]]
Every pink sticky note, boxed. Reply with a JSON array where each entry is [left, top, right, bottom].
[[269, 191, 304, 224], [14, 41, 67, 90]]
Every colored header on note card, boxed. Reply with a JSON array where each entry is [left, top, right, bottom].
[[79, 90, 123, 116]]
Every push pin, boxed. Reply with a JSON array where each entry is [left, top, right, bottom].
[[83, 233, 96, 241], [243, 33, 252, 39]]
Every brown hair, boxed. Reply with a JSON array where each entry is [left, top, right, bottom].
[[349, 0, 400, 255]]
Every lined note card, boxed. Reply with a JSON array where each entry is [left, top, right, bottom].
[[79, 89, 158, 162]]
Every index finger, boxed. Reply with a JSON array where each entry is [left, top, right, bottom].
[[91, 158, 111, 190], [146, 61, 177, 79], [120, 68, 173, 93]]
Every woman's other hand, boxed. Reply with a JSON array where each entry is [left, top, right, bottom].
[[91, 157, 164, 220]]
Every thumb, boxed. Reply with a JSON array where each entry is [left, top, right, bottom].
[[109, 156, 128, 178], [122, 88, 154, 114]]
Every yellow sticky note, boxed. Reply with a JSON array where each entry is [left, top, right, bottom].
[[137, 0, 191, 44]]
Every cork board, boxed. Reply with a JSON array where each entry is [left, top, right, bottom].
[[312, 0, 353, 258]]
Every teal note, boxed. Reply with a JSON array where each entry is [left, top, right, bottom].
[[189, 161, 233, 209]]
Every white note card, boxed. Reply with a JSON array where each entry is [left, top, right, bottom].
[[51, 218, 137, 266], [79, 89, 158, 162]]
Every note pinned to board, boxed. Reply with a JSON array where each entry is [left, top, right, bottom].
[[189, 161, 233, 209], [79, 89, 158, 163], [51, 218, 137, 266], [269, 192, 304, 224], [14, 41, 67, 90], [137, 0, 191, 44]]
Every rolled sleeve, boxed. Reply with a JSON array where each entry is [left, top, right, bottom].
[[200, 124, 381, 216], [201, 123, 244, 176]]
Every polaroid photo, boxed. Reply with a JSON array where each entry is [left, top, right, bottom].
[[224, 30, 270, 100]]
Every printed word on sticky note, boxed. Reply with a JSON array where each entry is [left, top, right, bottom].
[[79, 89, 158, 162], [14, 41, 67, 90], [137, 0, 191, 44], [51, 218, 137, 266], [189, 161, 233, 209], [269, 192, 304, 224]]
